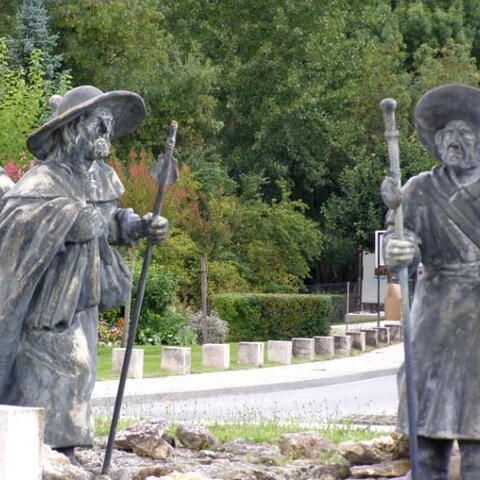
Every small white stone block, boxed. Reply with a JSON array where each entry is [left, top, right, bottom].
[[361, 329, 379, 348], [346, 331, 366, 351], [202, 343, 230, 370], [292, 338, 315, 360], [334, 335, 351, 357], [112, 348, 144, 379], [314, 336, 334, 358], [385, 323, 403, 342], [237, 342, 264, 367], [161, 346, 191, 374], [267, 340, 292, 364], [0, 405, 44, 480], [376, 327, 391, 344]]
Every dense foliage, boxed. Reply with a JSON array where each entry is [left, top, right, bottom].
[[2, 0, 480, 322], [211, 293, 332, 342]]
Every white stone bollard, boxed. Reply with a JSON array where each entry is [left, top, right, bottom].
[[112, 348, 144, 379], [333, 335, 351, 357], [385, 323, 403, 342], [376, 327, 391, 344], [267, 340, 292, 364], [292, 338, 315, 360], [237, 342, 264, 367], [202, 343, 230, 370], [361, 329, 379, 348], [346, 331, 366, 351], [314, 336, 334, 358], [161, 346, 192, 374], [0, 405, 44, 480]]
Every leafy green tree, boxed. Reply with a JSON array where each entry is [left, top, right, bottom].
[[0, 38, 69, 166], [48, 0, 221, 153], [7, 0, 64, 83]]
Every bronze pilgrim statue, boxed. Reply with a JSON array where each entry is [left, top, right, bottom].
[[0, 86, 168, 462], [384, 84, 480, 479]]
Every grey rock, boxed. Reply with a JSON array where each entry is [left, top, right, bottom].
[[42, 444, 93, 480], [338, 433, 408, 465], [115, 419, 173, 459], [349, 459, 410, 478], [278, 432, 337, 459], [176, 425, 217, 451]]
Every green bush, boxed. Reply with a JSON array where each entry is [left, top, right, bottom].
[[132, 262, 185, 345], [211, 293, 332, 342]]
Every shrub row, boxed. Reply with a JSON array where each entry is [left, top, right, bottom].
[[211, 293, 333, 342]]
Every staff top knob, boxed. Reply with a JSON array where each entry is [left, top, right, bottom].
[[380, 98, 397, 114]]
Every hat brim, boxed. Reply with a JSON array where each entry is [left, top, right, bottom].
[[414, 84, 480, 161], [27, 90, 147, 160]]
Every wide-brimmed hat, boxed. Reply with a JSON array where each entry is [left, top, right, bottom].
[[27, 85, 147, 160], [414, 84, 480, 161]]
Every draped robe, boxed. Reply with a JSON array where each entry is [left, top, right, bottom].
[[0, 158, 138, 447], [389, 164, 480, 439]]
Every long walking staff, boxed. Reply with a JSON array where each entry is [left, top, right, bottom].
[[101, 121, 179, 475], [380, 99, 420, 479]]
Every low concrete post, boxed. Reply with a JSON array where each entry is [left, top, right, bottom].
[[161, 346, 192, 374], [314, 336, 334, 358], [385, 323, 403, 342], [0, 405, 44, 480], [237, 342, 264, 367], [292, 338, 315, 360], [376, 327, 391, 344], [112, 348, 144, 379], [334, 335, 351, 357], [202, 343, 230, 370], [361, 329, 379, 348], [267, 340, 292, 364], [346, 331, 366, 351]]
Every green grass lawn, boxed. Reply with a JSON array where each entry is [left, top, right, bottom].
[[94, 415, 381, 444], [96, 343, 330, 381]]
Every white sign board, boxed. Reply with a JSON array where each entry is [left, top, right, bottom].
[[361, 251, 387, 304], [375, 230, 386, 269]]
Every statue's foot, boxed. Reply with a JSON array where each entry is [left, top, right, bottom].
[[54, 446, 81, 466]]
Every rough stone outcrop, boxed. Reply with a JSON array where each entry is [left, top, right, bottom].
[[42, 445, 93, 480], [338, 433, 408, 465], [278, 432, 337, 459], [176, 425, 217, 451], [114, 419, 174, 460]]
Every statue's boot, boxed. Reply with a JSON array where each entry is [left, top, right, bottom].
[[54, 446, 81, 466], [458, 439, 480, 480], [417, 436, 453, 480]]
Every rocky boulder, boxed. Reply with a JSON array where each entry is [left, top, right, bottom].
[[115, 419, 174, 460], [278, 432, 337, 459], [348, 458, 410, 477], [338, 433, 408, 465], [42, 445, 93, 480], [176, 425, 217, 451]]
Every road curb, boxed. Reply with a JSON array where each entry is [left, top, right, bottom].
[[91, 367, 399, 408]]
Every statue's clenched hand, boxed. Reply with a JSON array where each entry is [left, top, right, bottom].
[[141, 212, 169, 244], [385, 238, 416, 270]]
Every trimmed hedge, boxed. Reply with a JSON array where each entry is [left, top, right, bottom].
[[211, 293, 332, 342], [329, 294, 346, 324]]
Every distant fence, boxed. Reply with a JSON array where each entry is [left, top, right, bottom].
[[307, 282, 364, 322]]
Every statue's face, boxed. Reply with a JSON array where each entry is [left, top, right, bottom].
[[436, 120, 480, 171], [77, 108, 114, 164]]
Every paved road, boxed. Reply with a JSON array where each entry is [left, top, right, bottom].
[[94, 375, 398, 424]]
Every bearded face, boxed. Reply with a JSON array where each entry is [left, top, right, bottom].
[[75, 108, 114, 166]]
